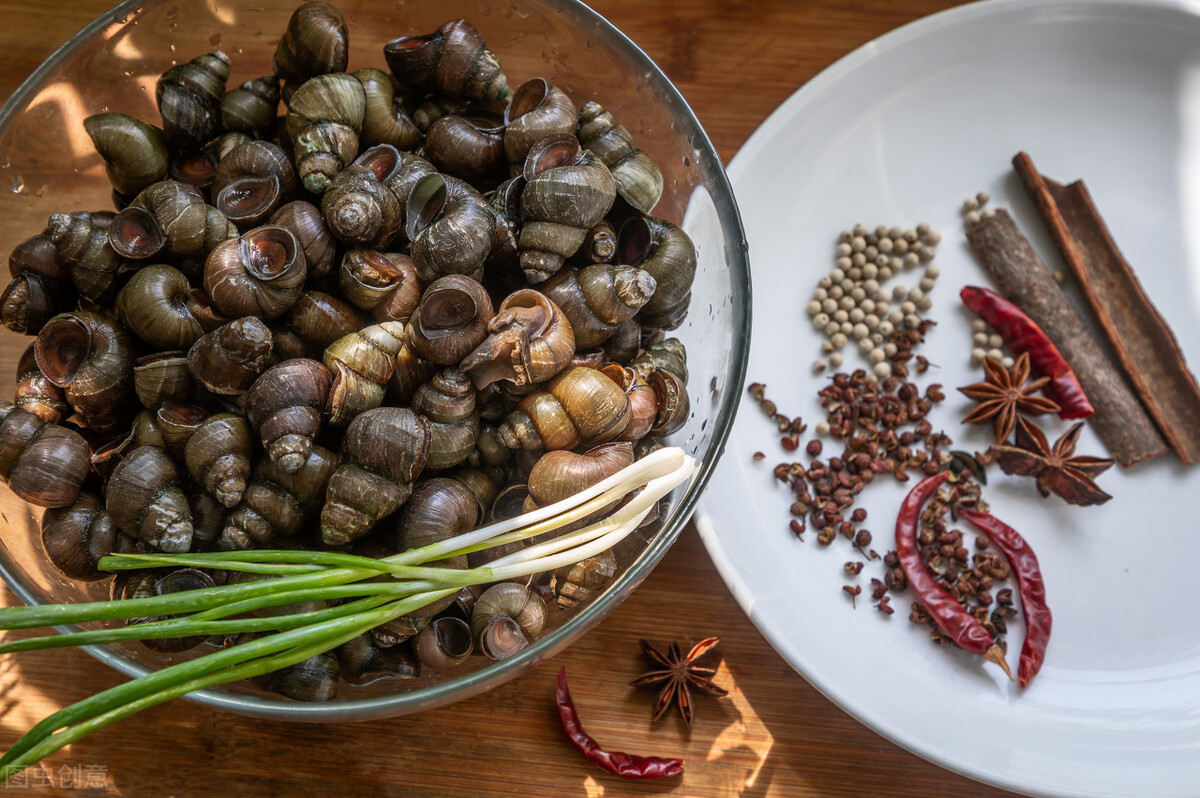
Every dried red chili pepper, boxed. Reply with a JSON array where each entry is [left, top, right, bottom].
[[894, 472, 1013, 679], [555, 668, 684, 779], [960, 285, 1094, 420], [959, 508, 1052, 688]]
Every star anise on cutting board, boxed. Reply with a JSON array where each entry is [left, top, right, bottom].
[[630, 637, 728, 726], [960, 352, 1061, 444], [987, 417, 1114, 506]]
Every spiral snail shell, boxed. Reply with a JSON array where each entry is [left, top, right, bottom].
[[269, 200, 336, 280], [459, 289, 575, 390], [222, 75, 281, 139], [115, 264, 207, 350], [203, 226, 307, 320], [241, 358, 332, 474], [186, 316, 274, 396], [497, 365, 631, 451], [540, 263, 657, 349], [212, 141, 301, 231], [412, 369, 479, 471], [219, 444, 338, 551], [470, 582, 546, 660], [618, 216, 697, 330], [83, 113, 169, 200], [323, 321, 407, 425], [41, 492, 136, 581], [423, 111, 507, 189], [44, 210, 123, 304], [504, 78, 577, 170], [383, 19, 509, 103], [156, 50, 230, 150], [14, 343, 68, 424], [283, 290, 362, 357], [34, 310, 136, 437], [406, 173, 495, 283], [0, 234, 73, 335], [0, 401, 90, 508], [321, 145, 404, 249], [353, 67, 422, 152], [273, 1, 349, 85], [108, 180, 237, 266], [577, 100, 664, 215], [286, 72, 366, 194], [105, 445, 193, 553], [185, 412, 255, 507], [406, 275, 493, 366]]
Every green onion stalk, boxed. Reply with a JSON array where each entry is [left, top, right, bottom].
[[0, 447, 697, 778]]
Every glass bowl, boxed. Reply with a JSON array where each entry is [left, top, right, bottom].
[[0, 0, 750, 721]]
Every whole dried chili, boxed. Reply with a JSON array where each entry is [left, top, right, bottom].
[[960, 285, 1094, 420], [959, 509, 1052, 688], [894, 472, 1013, 679], [555, 668, 684, 779]]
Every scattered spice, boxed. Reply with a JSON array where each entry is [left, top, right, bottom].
[[630, 637, 727, 726], [959, 352, 1061, 443], [988, 418, 1113, 506], [556, 668, 684, 779]]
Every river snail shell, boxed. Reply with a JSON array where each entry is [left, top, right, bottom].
[[44, 210, 123, 304], [258, 651, 340, 702], [336, 633, 420, 681], [601, 317, 641, 365], [414, 616, 473, 670], [423, 111, 507, 189], [14, 343, 68, 424], [321, 146, 404, 249], [406, 275, 493, 366], [283, 290, 362, 357], [518, 134, 617, 284], [577, 100, 664, 215], [286, 72, 366, 194], [320, 406, 431, 546], [459, 289, 575, 390], [1, 234, 74, 335], [338, 249, 413, 312], [219, 444, 338, 551], [412, 369, 479, 471], [648, 366, 690, 437], [83, 113, 169, 200], [525, 440, 634, 513], [504, 78, 577, 171], [386, 335, 437, 406], [353, 67, 423, 152], [203, 226, 307, 320], [115, 264, 206, 350], [571, 220, 618, 267], [212, 141, 300, 231], [383, 151, 438, 237], [41, 491, 136, 581], [383, 19, 509, 103], [156, 401, 209, 463], [186, 316, 274, 396], [497, 365, 631, 451], [221, 75, 281, 139], [323, 321, 407, 425], [185, 412, 254, 507], [600, 364, 657, 443], [133, 351, 194, 409], [273, 0, 349, 85], [108, 180, 236, 266], [187, 485, 227, 552], [470, 582, 546, 660], [118, 568, 216, 652], [34, 310, 136, 437], [0, 401, 90, 509], [241, 358, 331, 475], [553, 549, 618, 610], [270, 200, 336, 279], [156, 50, 230, 150], [105, 445, 193, 553], [618, 216, 697, 330], [630, 336, 688, 383], [540, 263, 657, 350], [406, 173, 495, 283]]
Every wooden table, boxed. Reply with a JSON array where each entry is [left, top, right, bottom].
[[0, 1, 1021, 795]]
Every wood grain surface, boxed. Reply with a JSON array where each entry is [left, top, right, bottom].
[[0, 1, 1022, 796]]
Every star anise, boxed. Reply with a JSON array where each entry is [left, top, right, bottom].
[[987, 417, 1114, 506], [630, 637, 727, 726], [959, 352, 1061, 443]]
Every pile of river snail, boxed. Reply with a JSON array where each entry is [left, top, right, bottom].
[[0, 3, 698, 701]]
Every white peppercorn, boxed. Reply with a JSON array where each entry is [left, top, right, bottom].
[[970, 347, 986, 364], [849, 308, 865, 323], [973, 332, 989, 347], [917, 297, 932, 311], [970, 319, 987, 333], [986, 347, 1004, 361], [840, 321, 854, 335], [835, 242, 852, 257], [816, 421, 831, 435], [836, 256, 852, 271], [833, 309, 849, 323], [830, 267, 845, 282], [852, 252, 867, 267], [831, 332, 847, 349], [878, 237, 894, 253], [822, 298, 838, 314], [813, 359, 826, 373], [873, 361, 891, 378], [924, 265, 940, 280], [829, 352, 843, 368], [988, 334, 1004, 349], [826, 321, 842, 336], [851, 236, 866, 252], [918, 277, 935, 292], [807, 300, 822, 316], [878, 320, 894, 336], [852, 322, 869, 340], [900, 300, 916, 315], [812, 312, 830, 328], [864, 313, 880, 329], [883, 342, 898, 357], [868, 348, 885, 364]]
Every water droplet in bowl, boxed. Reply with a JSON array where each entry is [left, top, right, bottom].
[[11, 176, 25, 194]]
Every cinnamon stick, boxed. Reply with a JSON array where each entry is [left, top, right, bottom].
[[965, 209, 1166, 467], [1014, 151, 1200, 465]]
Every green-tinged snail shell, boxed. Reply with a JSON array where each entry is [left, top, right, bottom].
[[406, 275, 493, 366], [459, 289, 574, 390], [497, 365, 630, 451], [258, 650, 340, 702], [321, 145, 404, 248], [115, 264, 206, 350], [336, 633, 420, 682], [108, 180, 236, 265], [34, 310, 136, 437], [213, 141, 301, 230], [470, 582, 546, 660], [270, 200, 336, 279], [1, 234, 74, 335], [273, 1, 349, 84], [577, 100, 664, 215], [41, 491, 136, 581], [184, 412, 254, 508], [44, 211, 122, 303], [242, 358, 331, 475], [618, 216, 697, 329], [132, 351, 193, 410], [323, 321, 407, 425], [105, 445, 193, 552], [630, 337, 687, 383], [412, 369, 479, 471], [14, 343, 68, 424], [83, 113, 168, 199], [222, 75, 281, 139], [541, 263, 657, 349], [283, 290, 361, 357], [186, 316, 274, 396], [601, 364, 657, 443], [156, 401, 209, 462], [383, 19, 508, 102], [649, 366, 690, 436], [406, 173, 495, 283], [320, 406, 431, 546], [353, 68, 422, 151], [424, 111, 507, 189], [553, 549, 618, 609], [518, 134, 617, 284], [0, 401, 90, 508], [413, 617, 473, 670], [286, 72, 366, 194], [156, 50, 230, 149], [219, 444, 338, 550], [504, 78, 577, 170], [203, 226, 307, 320]]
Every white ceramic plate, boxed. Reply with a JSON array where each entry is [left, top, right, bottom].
[[694, 1, 1200, 795]]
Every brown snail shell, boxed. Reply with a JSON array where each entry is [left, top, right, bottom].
[[601, 364, 657, 443], [241, 358, 331, 475], [168, 147, 218, 195], [41, 492, 136, 581], [212, 141, 300, 230], [44, 211, 123, 303], [222, 75, 281, 139], [336, 633, 420, 681], [571, 220, 618, 266], [83, 113, 168, 200], [121, 568, 216, 652], [203, 226, 307, 320], [156, 401, 209, 462], [525, 440, 634, 509], [185, 412, 254, 507], [219, 444, 338, 550], [504, 78, 577, 170], [338, 249, 413, 312], [258, 651, 339, 703], [108, 180, 236, 264], [459, 289, 575, 390], [411, 96, 468, 133], [413, 617, 473, 670], [156, 50, 230, 149], [353, 68, 422, 151], [270, 200, 336, 279], [485, 175, 523, 277], [34, 310, 136, 437], [618, 216, 697, 329], [133, 351, 194, 408], [270, 326, 308, 361], [1, 234, 74, 335], [577, 100, 664, 215], [649, 366, 690, 436], [406, 173, 495, 283], [601, 317, 641, 365], [286, 72, 366, 194], [323, 321, 407, 425], [541, 263, 657, 349], [412, 369, 479, 471], [470, 582, 546, 660], [497, 365, 631, 451], [186, 316, 274, 396], [187, 485, 227, 552], [553, 549, 618, 609], [630, 337, 687, 383], [424, 111, 507, 189], [273, 1, 349, 84], [283, 290, 362, 357], [14, 343, 68, 423], [0, 401, 90, 508], [115, 264, 207, 350], [386, 336, 437, 406], [383, 151, 438, 237], [406, 275, 493, 366], [383, 19, 509, 103], [105, 445, 193, 552], [320, 406, 431, 546], [321, 147, 404, 248], [518, 134, 616, 283]]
